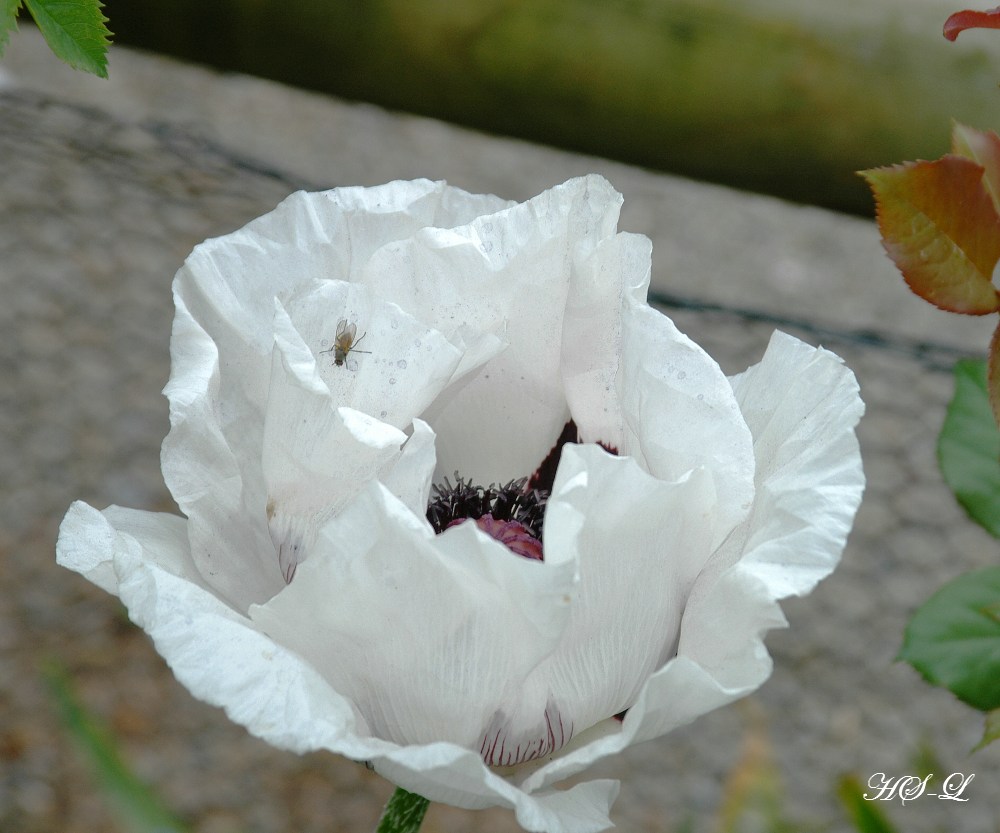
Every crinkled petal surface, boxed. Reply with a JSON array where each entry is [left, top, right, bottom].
[[55, 500, 619, 832], [522, 331, 864, 792], [56, 176, 865, 833]]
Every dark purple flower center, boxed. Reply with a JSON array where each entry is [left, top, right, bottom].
[[426, 476, 548, 560], [425, 420, 618, 561]]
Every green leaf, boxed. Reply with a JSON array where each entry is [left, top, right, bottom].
[[43, 659, 190, 833], [375, 787, 430, 833], [938, 358, 1000, 535], [836, 775, 900, 833], [860, 158, 1000, 315], [0, 0, 21, 56], [990, 322, 1000, 430], [23, 0, 110, 77], [974, 708, 1000, 751], [899, 567, 1000, 711]]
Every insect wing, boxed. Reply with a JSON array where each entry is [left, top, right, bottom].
[[334, 319, 358, 366], [335, 319, 356, 342]]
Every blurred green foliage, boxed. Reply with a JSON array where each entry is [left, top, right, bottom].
[[44, 659, 191, 833], [101, 0, 1000, 214]]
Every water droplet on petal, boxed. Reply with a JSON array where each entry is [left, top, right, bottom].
[[397, 359, 407, 369]]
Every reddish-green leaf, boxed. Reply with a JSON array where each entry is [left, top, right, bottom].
[[861, 157, 1000, 314], [945, 7, 1000, 41], [953, 123, 1000, 218]]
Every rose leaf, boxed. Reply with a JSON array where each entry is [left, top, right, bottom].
[[974, 708, 1000, 751], [0, 0, 20, 56], [22, 0, 111, 78], [861, 157, 1000, 314], [990, 321, 1000, 428], [939, 358, 1000, 536], [899, 567, 1000, 712]]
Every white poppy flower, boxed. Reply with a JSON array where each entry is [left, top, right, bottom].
[[57, 176, 864, 833]]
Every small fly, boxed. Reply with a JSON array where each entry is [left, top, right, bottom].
[[321, 318, 371, 367]]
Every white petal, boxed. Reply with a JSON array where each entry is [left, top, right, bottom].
[[372, 747, 619, 833], [56, 502, 125, 595], [250, 482, 579, 752], [165, 180, 507, 476], [277, 285, 472, 426], [264, 299, 414, 580], [524, 331, 864, 791], [618, 302, 756, 548], [60, 500, 615, 829], [491, 440, 722, 795], [109, 521, 373, 750], [56, 501, 202, 595], [264, 315, 409, 516], [161, 181, 515, 607], [561, 232, 651, 448], [172, 180, 513, 362], [363, 175, 624, 484], [379, 418, 438, 516], [264, 401, 406, 583], [724, 330, 866, 596], [161, 291, 282, 610], [625, 331, 864, 733], [529, 444, 717, 735]]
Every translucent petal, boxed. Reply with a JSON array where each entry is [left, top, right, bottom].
[[378, 418, 438, 516], [277, 284, 470, 425], [618, 302, 756, 548], [161, 291, 281, 610], [362, 176, 624, 484], [561, 232, 651, 448], [250, 482, 579, 750], [721, 330, 866, 597], [56, 501, 203, 596], [648, 334, 864, 724], [58, 178, 865, 832], [173, 180, 513, 367], [523, 331, 864, 791], [57, 500, 617, 829], [529, 444, 717, 735]]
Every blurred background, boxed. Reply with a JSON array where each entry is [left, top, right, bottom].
[[5, 1, 1000, 832], [99, 0, 1000, 214]]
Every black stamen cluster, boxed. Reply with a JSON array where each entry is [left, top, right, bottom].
[[426, 475, 549, 538]]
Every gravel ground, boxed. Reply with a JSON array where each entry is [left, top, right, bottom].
[[2, 33, 1000, 833]]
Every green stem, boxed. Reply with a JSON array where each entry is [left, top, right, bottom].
[[375, 787, 430, 833]]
